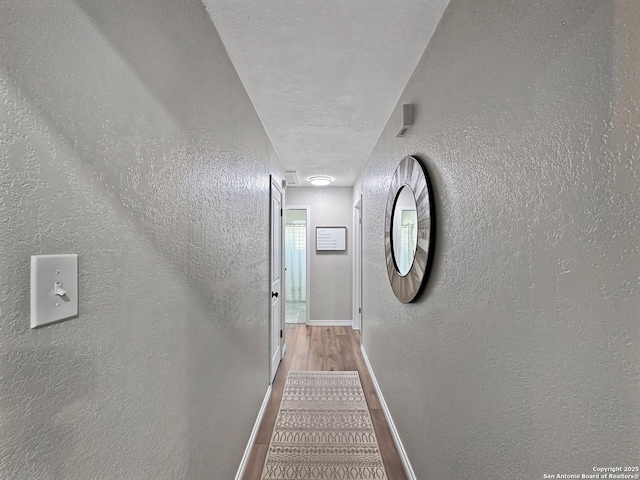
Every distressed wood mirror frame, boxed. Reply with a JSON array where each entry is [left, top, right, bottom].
[[384, 155, 435, 303]]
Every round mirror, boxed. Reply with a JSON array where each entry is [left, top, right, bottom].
[[391, 185, 418, 276], [384, 156, 435, 303]]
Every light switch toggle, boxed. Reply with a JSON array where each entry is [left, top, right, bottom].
[[54, 282, 67, 297]]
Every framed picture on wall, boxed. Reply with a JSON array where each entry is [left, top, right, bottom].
[[316, 226, 347, 251]]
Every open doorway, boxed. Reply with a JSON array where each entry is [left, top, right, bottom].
[[284, 206, 310, 325], [353, 197, 362, 336]]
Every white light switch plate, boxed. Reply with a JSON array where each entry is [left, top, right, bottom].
[[31, 254, 78, 328]]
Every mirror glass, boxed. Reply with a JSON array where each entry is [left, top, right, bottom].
[[392, 185, 418, 276]]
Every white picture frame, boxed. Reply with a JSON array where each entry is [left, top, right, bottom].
[[316, 226, 347, 251]]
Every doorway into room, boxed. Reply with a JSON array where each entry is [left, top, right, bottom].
[[284, 206, 310, 325], [353, 197, 362, 337]]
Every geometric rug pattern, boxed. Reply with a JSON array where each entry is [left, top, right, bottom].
[[260, 371, 387, 479]]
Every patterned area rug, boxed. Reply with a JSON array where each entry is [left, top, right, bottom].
[[261, 370, 387, 480]]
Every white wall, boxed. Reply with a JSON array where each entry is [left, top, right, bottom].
[[286, 187, 353, 322], [0, 1, 282, 478], [357, 1, 639, 478]]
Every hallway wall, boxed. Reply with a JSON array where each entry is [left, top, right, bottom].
[[356, 1, 639, 478], [0, 1, 282, 478], [286, 187, 353, 322]]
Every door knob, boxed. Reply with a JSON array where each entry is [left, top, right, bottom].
[[272, 292, 279, 298]]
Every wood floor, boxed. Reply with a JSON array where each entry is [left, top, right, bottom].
[[242, 325, 408, 480]]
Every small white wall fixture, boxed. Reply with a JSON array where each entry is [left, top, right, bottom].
[[396, 104, 414, 137]]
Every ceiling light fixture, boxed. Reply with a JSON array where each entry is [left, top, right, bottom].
[[309, 176, 333, 186]]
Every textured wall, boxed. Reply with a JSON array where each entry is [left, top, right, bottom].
[[286, 187, 353, 321], [357, 1, 639, 478], [0, 1, 282, 478]]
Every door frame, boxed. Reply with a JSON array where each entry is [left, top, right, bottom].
[[353, 196, 363, 336], [269, 176, 285, 383], [284, 205, 311, 325]]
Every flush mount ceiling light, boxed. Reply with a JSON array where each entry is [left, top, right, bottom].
[[309, 176, 333, 186]]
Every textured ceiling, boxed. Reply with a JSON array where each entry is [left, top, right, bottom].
[[203, 0, 450, 186]]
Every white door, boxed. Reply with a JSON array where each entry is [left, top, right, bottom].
[[270, 177, 284, 382]]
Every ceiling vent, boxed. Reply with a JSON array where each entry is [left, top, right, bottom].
[[396, 104, 414, 137], [285, 171, 301, 186]]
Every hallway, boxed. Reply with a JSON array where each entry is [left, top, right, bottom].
[[242, 326, 407, 480], [1, 1, 638, 478]]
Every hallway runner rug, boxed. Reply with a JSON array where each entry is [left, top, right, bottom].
[[260, 370, 387, 480]]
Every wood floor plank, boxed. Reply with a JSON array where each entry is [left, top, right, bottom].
[[322, 327, 343, 371], [289, 324, 309, 371], [338, 336, 358, 371], [254, 380, 283, 445], [370, 409, 408, 480], [307, 326, 324, 370], [333, 325, 347, 336], [343, 325, 361, 347], [241, 444, 268, 480], [354, 346, 382, 410], [280, 325, 297, 371]]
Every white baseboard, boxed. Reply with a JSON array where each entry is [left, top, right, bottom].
[[360, 346, 417, 480], [307, 320, 353, 327], [235, 384, 272, 480]]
